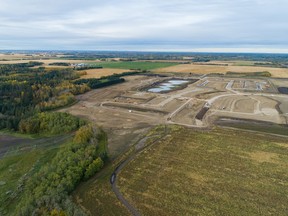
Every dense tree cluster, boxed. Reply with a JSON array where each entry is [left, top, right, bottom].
[[73, 71, 142, 89], [17, 125, 108, 215], [0, 61, 43, 76], [19, 112, 85, 135], [0, 63, 132, 131], [48, 62, 70, 66], [74, 65, 103, 70], [74, 77, 125, 89], [0, 64, 89, 130]]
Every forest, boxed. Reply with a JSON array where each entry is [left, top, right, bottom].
[[0, 62, 113, 215], [0, 62, 129, 131], [17, 125, 108, 215]]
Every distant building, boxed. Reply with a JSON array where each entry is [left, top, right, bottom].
[[71, 63, 87, 68]]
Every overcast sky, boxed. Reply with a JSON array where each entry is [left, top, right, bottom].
[[0, 0, 288, 53]]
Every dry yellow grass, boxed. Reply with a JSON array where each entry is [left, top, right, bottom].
[[248, 151, 278, 163], [154, 64, 288, 78], [0, 53, 32, 60], [0, 59, 92, 65], [80, 68, 134, 79]]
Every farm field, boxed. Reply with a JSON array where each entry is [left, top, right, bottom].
[[153, 63, 288, 78], [0, 58, 179, 71], [0, 59, 89, 67], [117, 127, 288, 216], [89, 61, 179, 70]]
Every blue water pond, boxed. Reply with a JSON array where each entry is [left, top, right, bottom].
[[148, 80, 189, 93]]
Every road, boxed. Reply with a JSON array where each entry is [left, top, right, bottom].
[[110, 158, 141, 216], [110, 134, 167, 216]]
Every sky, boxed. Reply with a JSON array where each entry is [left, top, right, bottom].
[[0, 0, 288, 53]]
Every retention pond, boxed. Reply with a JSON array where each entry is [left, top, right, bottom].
[[148, 80, 189, 93]]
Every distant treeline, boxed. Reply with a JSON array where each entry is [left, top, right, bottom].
[[74, 65, 103, 70], [74, 71, 143, 89], [75, 77, 125, 89], [48, 62, 70, 66], [0, 61, 44, 75]]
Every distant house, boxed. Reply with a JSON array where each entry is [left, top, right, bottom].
[[71, 63, 87, 68]]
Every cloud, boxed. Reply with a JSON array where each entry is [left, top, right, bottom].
[[0, 0, 287, 52]]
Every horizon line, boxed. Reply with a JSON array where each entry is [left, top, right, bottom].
[[1, 49, 288, 55]]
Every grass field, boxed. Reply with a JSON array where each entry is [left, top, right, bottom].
[[0, 133, 73, 215], [117, 127, 288, 216], [0, 149, 59, 214], [89, 61, 178, 70]]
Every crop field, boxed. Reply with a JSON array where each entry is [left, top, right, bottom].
[[89, 61, 179, 70], [117, 127, 288, 216], [153, 64, 288, 78]]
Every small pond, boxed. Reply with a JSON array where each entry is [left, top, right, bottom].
[[148, 80, 189, 93], [278, 87, 288, 94]]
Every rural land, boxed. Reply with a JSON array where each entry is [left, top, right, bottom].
[[0, 51, 288, 215]]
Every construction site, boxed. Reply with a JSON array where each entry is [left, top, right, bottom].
[[62, 74, 288, 157]]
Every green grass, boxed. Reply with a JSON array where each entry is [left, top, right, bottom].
[[232, 61, 256, 66], [89, 61, 178, 70], [0, 129, 39, 139], [117, 127, 288, 216], [0, 133, 73, 215], [0, 149, 58, 215]]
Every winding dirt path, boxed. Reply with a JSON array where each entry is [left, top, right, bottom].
[[110, 133, 167, 216]]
